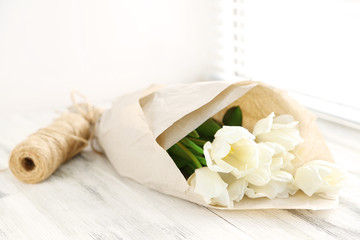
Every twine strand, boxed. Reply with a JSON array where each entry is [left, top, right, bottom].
[[70, 90, 104, 154]]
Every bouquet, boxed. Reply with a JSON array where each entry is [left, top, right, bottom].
[[97, 81, 345, 210]]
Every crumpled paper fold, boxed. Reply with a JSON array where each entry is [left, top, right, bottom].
[[97, 81, 337, 210]]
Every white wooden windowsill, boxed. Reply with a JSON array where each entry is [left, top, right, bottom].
[[0, 111, 359, 240]]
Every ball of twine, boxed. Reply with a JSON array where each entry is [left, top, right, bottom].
[[9, 91, 102, 184]]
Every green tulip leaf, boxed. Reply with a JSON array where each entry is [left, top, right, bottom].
[[196, 118, 222, 140], [223, 106, 243, 126]]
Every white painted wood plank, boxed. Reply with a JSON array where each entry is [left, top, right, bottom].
[[0, 152, 251, 239], [0, 195, 68, 240]]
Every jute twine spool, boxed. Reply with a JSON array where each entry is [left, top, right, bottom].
[[9, 92, 102, 184]]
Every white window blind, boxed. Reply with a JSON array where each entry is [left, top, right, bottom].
[[219, 0, 360, 127], [218, 0, 246, 81]]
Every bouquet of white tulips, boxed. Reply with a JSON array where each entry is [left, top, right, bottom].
[[97, 81, 345, 210]]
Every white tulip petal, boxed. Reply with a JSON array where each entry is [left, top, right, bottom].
[[245, 187, 268, 199], [245, 143, 273, 186], [272, 122, 299, 130], [206, 138, 259, 178], [294, 166, 323, 196], [207, 162, 230, 173], [287, 182, 300, 196], [256, 128, 303, 151], [271, 170, 294, 183], [215, 126, 255, 143], [282, 165, 295, 175], [309, 160, 343, 169], [273, 114, 296, 124], [272, 114, 299, 129], [264, 142, 286, 155], [188, 167, 231, 207], [215, 158, 255, 179], [261, 182, 286, 199], [282, 152, 295, 164], [204, 142, 235, 174], [212, 189, 233, 208], [222, 139, 259, 178], [214, 158, 240, 174], [271, 157, 284, 171], [227, 178, 247, 202], [219, 172, 237, 183], [258, 142, 275, 164], [204, 142, 230, 173], [211, 139, 231, 160], [254, 113, 303, 151], [316, 165, 334, 176], [253, 112, 275, 136], [245, 167, 272, 186], [246, 180, 293, 199], [203, 141, 212, 164], [219, 172, 248, 201]]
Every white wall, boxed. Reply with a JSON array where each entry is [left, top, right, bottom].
[[0, 0, 220, 114], [243, 0, 360, 110]]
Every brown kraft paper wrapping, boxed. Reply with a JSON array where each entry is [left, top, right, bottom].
[[97, 81, 337, 210]]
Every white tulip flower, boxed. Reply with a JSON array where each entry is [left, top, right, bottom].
[[188, 167, 232, 207], [204, 126, 259, 179], [253, 113, 303, 151], [246, 170, 298, 199], [295, 160, 346, 197]]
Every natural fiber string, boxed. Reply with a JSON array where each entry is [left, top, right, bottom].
[[8, 91, 102, 184], [70, 91, 103, 154]]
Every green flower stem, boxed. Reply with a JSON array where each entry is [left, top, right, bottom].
[[187, 130, 200, 138], [197, 156, 207, 166], [187, 137, 207, 147], [180, 138, 204, 155], [176, 142, 202, 169]]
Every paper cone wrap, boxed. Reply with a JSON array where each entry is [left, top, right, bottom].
[[97, 81, 337, 210]]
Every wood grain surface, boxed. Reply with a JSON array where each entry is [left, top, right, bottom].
[[0, 112, 359, 240]]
